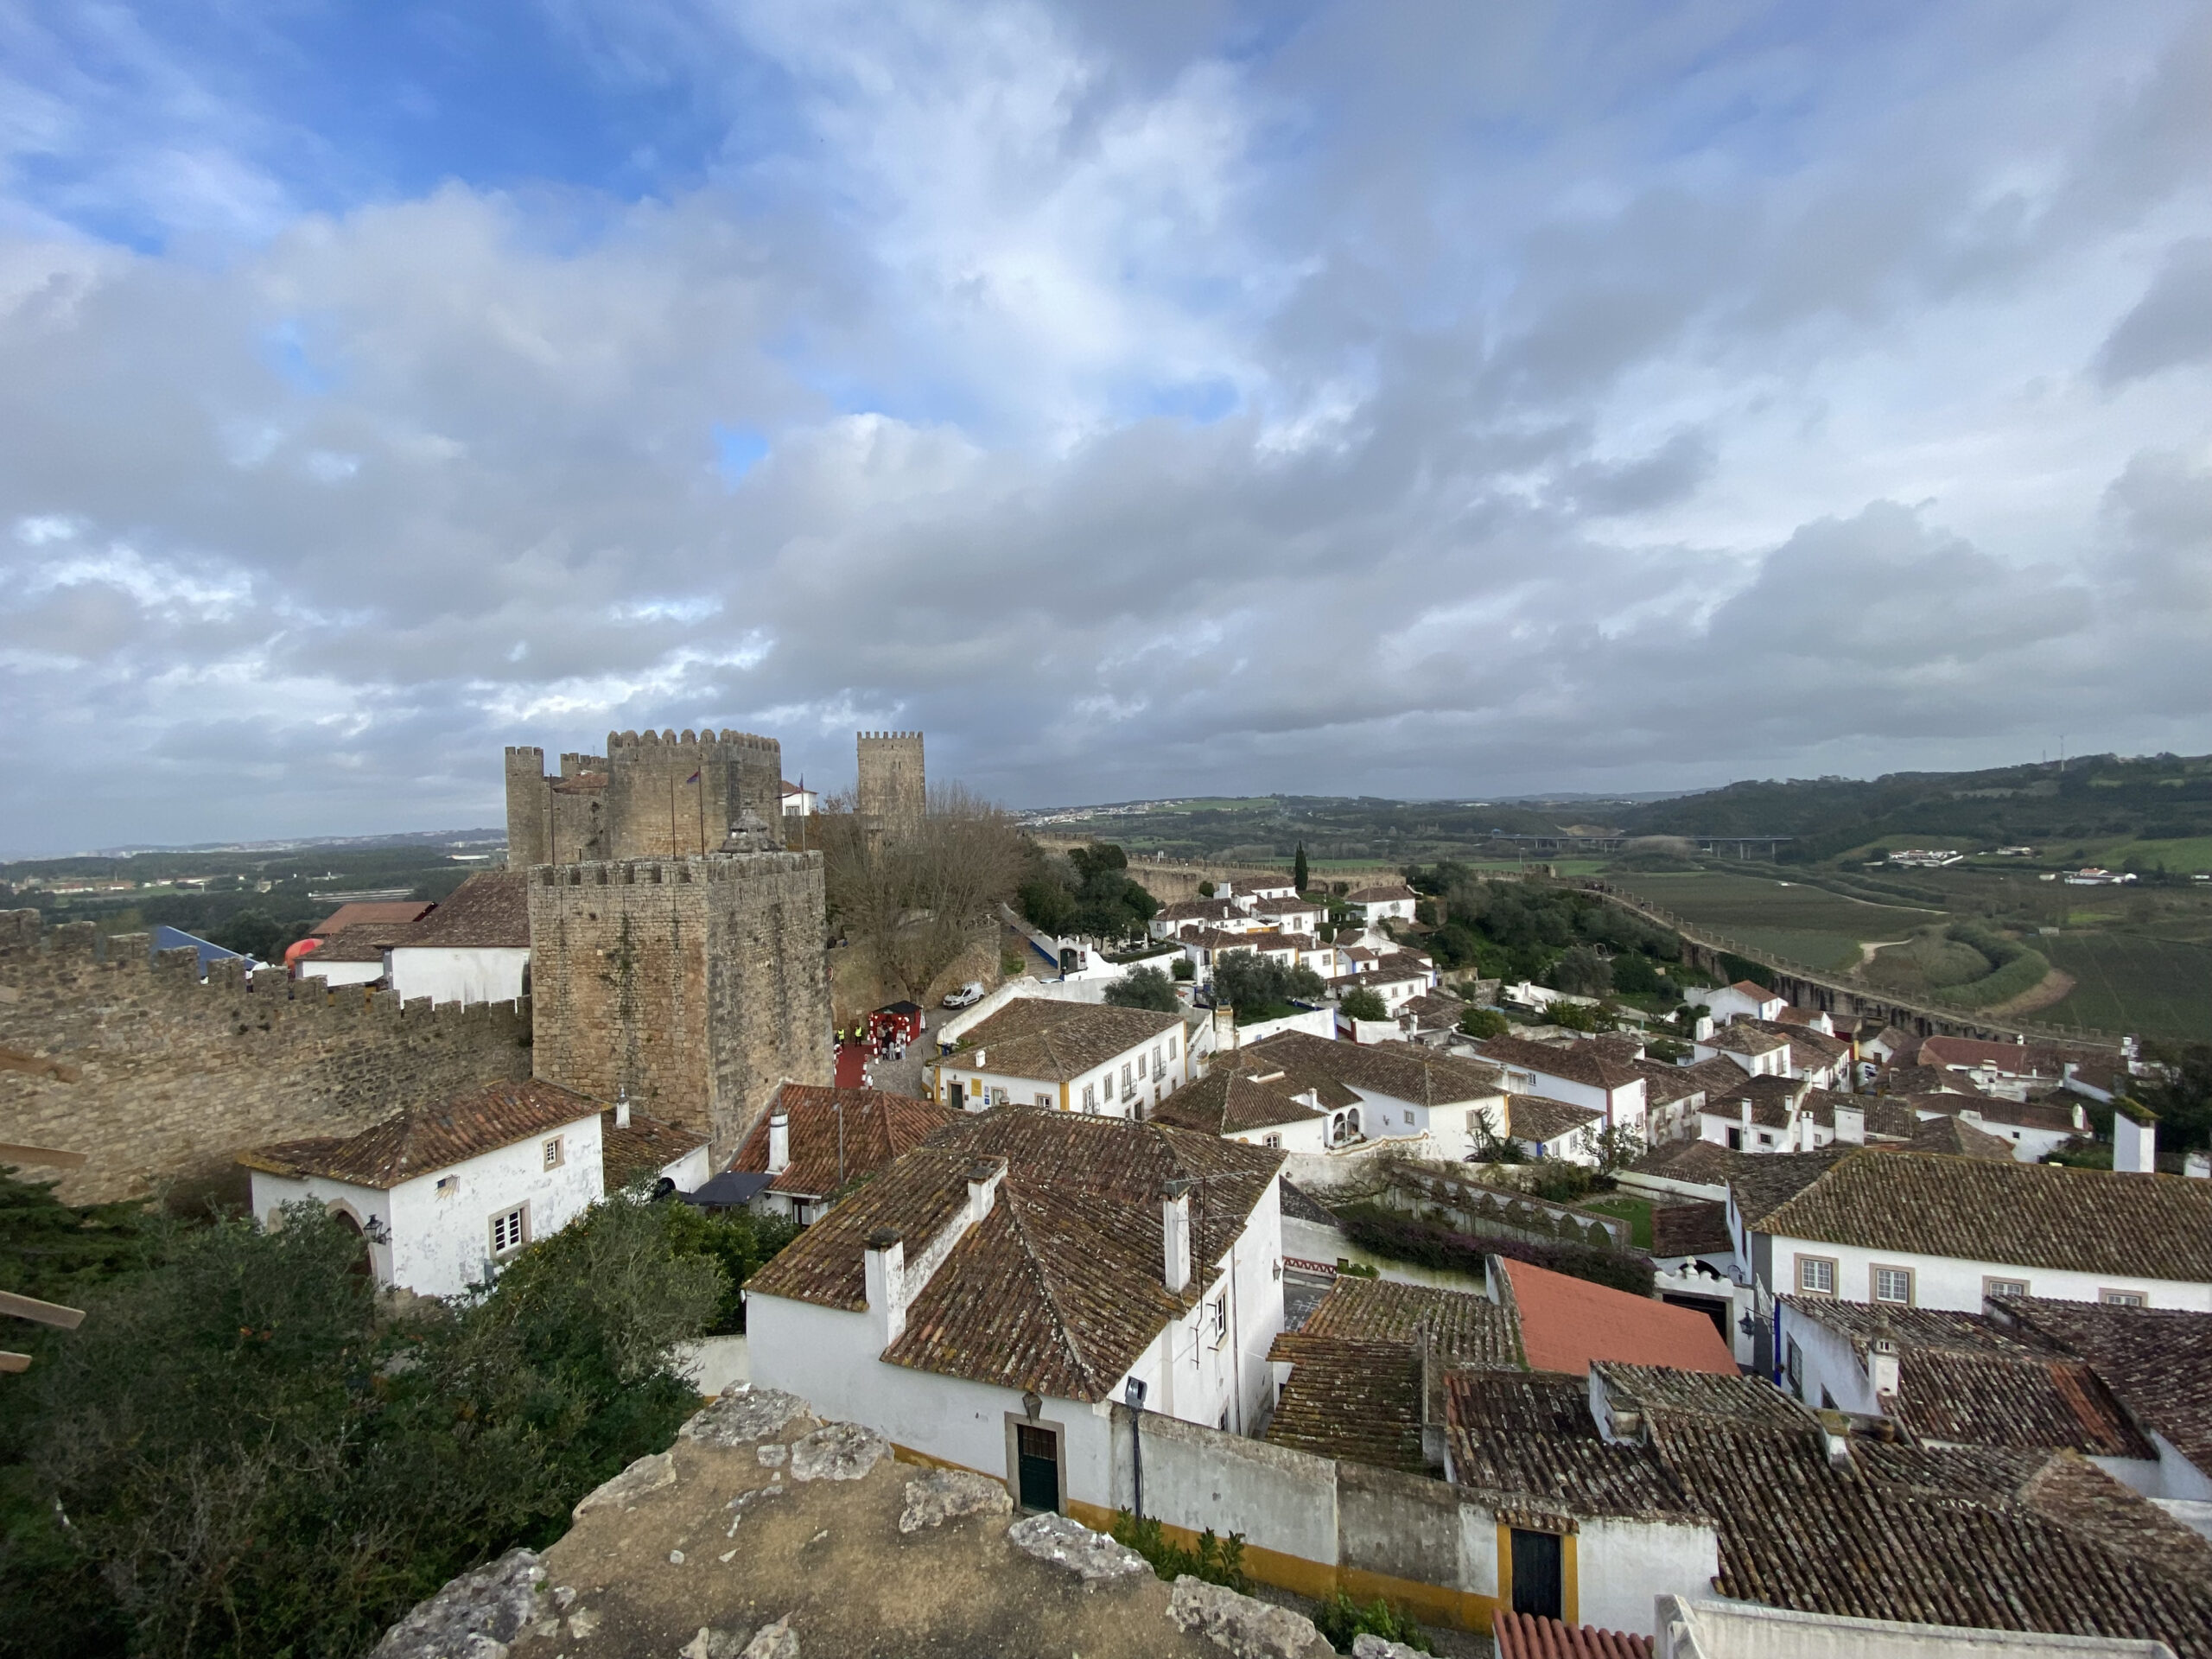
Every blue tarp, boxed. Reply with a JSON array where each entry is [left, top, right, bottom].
[[150, 925, 251, 976]]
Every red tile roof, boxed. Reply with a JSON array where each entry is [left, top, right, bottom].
[[402, 869, 530, 949], [600, 1108, 709, 1189], [1497, 1255, 1737, 1376], [310, 899, 433, 937], [729, 1084, 957, 1199], [238, 1080, 601, 1188], [1493, 1611, 1652, 1659]]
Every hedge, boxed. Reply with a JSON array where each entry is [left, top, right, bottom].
[[1339, 1210, 1654, 1298]]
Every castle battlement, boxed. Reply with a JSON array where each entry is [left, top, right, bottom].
[[531, 851, 822, 887], [605, 728, 780, 752], [856, 730, 924, 741], [506, 727, 785, 864]]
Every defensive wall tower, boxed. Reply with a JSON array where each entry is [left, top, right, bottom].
[[856, 730, 925, 838], [505, 728, 785, 866], [525, 852, 832, 1164]]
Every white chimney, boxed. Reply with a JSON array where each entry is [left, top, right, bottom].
[[864, 1228, 907, 1347], [1160, 1179, 1193, 1295], [966, 1160, 1002, 1224], [614, 1088, 631, 1131], [2113, 1100, 2157, 1174], [1833, 1104, 1864, 1145], [767, 1109, 791, 1175], [2185, 1151, 2210, 1180], [1867, 1338, 1900, 1405]]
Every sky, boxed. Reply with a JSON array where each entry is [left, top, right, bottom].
[[1, 1, 2208, 852]]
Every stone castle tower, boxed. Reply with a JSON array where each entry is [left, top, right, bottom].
[[526, 853, 831, 1165], [856, 730, 925, 838], [505, 729, 785, 867]]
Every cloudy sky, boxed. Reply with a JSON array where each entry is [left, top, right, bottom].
[[2, 2, 2208, 851]]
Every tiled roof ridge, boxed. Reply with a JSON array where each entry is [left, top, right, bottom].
[[994, 1185, 1111, 1398]]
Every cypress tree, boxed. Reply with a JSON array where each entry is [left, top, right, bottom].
[[1294, 842, 1309, 893]]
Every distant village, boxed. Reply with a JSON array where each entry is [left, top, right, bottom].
[[5, 726, 2210, 1659]]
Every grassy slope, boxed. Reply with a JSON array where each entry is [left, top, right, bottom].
[[2034, 933, 2212, 1041]]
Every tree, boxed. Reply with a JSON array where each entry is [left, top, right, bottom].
[[1293, 844, 1309, 893], [212, 906, 286, 961], [1214, 952, 1324, 1017], [1338, 987, 1388, 1022], [1104, 964, 1179, 1012], [1197, 880, 1216, 899], [1458, 1007, 1508, 1040], [1551, 944, 1613, 997], [1171, 957, 1194, 982]]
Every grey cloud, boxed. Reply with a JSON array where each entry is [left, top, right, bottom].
[[2094, 238, 2212, 385]]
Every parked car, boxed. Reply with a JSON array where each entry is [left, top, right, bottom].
[[942, 981, 985, 1008]]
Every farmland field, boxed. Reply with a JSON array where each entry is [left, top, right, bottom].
[[1603, 873, 1944, 973], [2032, 933, 2212, 1042]]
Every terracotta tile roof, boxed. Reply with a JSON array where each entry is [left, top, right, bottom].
[[1918, 1036, 2063, 1076], [1498, 1256, 1736, 1377], [1951, 1095, 2088, 1135], [1508, 1094, 1604, 1144], [1474, 1034, 1645, 1093], [1992, 1298, 2212, 1476], [600, 1109, 709, 1188], [1242, 1031, 1505, 1108], [1395, 989, 1465, 1027], [303, 921, 416, 963], [1706, 1025, 1791, 1058], [1627, 1138, 1752, 1187], [402, 870, 531, 949], [1907, 1114, 2017, 1161], [1263, 1333, 1427, 1472], [238, 1080, 601, 1188], [1780, 1299, 2151, 1458], [1443, 1370, 1690, 1518], [1757, 1151, 2212, 1283], [1882, 1064, 1989, 1097], [1725, 1149, 1855, 1226], [1156, 899, 1241, 923], [1492, 1611, 1650, 1659], [1630, 1060, 1702, 1107], [729, 1084, 957, 1199], [1650, 1200, 1732, 1259], [746, 1110, 1283, 1402], [1745, 1018, 1849, 1063], [1278, 1179, 1337, 1225], [936, 999, 1183, 1083], [1722, 979, 1777, 999], [1797, 1090, 1916, 1141], [1149, 1070, 1326, 1137], [1300, 1276, 1521, 1367], [310, 899, 434, 937], [1677, 1054, 1760, 1099], [1346, 884, 1419, 904]]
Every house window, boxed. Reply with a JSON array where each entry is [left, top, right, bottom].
[[1263, 1134, 1281, 1149], [1122, 1064, 1135, 1097], [1784, 1336, 1804, 1399], [1796, 1256, 1837, 1296], [1036, 1093, 1052, 1109], [1872, 1266, 1914, 1306], [1153, 1045, 1164, 1077], [543, 1136, 564, 1171], [2100, 1289, 2148, 1307], [1169, 1038, 1178, 1059], [1210, 1295, 1229, 1345], [1083, 1083, 1096, 1111], [1984, 1277, 2029, 1300], [1136, 1052, 1147, 1080], [490, 1205, 529, 1255]]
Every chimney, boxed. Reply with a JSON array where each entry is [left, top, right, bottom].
[[2185, 1151, 2210, 1180], [1160, 1178, 1194, 1295], [2113, 1098, 2158, 1174], [864, 1228, 907, 1347], [1213, 1004, 1236, 1053], [1815, 1408, 1853, 1469], [614, 1088, 631, 1131], [966, 1159, 1003, 1224], [1867, 1338, 1900, 1406], [1833, 1103, 1864, 1145], [767, 1108, 791, 1174]]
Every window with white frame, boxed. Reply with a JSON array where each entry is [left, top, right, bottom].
[[1263, 1134, 1281, 1149], [542, 1136, 564, 1171], [1984, 1277, 2029, 1300], [2100, 1289, 2148, 1307], [1083, 1082, 1096, 1111], [1122, 1063, 1135, 1097], [1797, 1255, 1837, 1296], [1168, 1037, 1177, 1059], [1035, 1092, 1052, 1109], [490, 1205, 528, 1255], [1872, 1265, 1914, 1306], [1209, 1295, 1229, 1345], [1136, 1052, 1147, 1080]]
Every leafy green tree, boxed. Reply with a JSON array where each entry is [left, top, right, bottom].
[[1170, 957, 1194, 982], [1338, 987, 1388, 1021], [211, 906, 288, 960], [1551, 944, 1613, 997], [1104, 964, 1179, 1012], [1213, 951, 1324, 1017], [1293, 844, 1309, 893], [1458, 1007, 1508, 1040], [1198, 880, 1216, 899], [657, 1201, 803, 1332]]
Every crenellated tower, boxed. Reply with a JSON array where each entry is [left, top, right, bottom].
[[856, 729, 925, 840]]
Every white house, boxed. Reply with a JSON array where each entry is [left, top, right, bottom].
[[1470, 1033, 1649, 1143], [1693, 1022, 1793, 1078], [1344, 882, 1419, 926], [238, 1080, 610, 1298], [1239, 875, 1301, 902], [1506, 1093, 1606, 1163], [1151, 1064, 1340, 1154], [1697, 980, 1789, 1026], [1237, 1030, 1508, 1155], [1734, 1148, 2212, 1324], [388, 869, 531, 1007], [745, 1110, 1286, 1518], [931, 998, 1188, 1118], [781, 779, 817, 817], [294, 924, 404, 988]]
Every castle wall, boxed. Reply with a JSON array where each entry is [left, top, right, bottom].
[[0, 913, 532, 1207], [856, 730, 925, 836], [526, 852, 830, 1164], [507, 730, 783, 866]]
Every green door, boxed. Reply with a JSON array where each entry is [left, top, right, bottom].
[[1015, 1423, 1059, 1513]]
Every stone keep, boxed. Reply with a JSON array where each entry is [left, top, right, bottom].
[[0, 913, 532, 1205], [855, 730, 925, 837], [526, 852, 831, 1163], [506, 728, 785, 866]]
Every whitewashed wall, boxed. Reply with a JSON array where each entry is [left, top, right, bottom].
[[1764, 1230, 2212, 1313], [389, 945, 530, 1007], [296, 957, 384, 988]]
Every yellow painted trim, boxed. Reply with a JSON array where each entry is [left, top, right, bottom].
[[1061, 1077, 1071, 1112], [1495, 1522, 1512, 1620], [1563, 1530, 1579, 1626]]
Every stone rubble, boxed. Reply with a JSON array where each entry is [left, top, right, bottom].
[[680, 1389, 812, 1449], [755, 1444, 788, 1468], [573, 1452, 677, 1519], [787, 1421, 888, 1483], [1006, 1512, 1151, 1582], [1167, 1577, 1334, 1659], [368, 1546, 545, 1659], [737, 1615, 799, 1659], [724, 1485, 789, 1529], [1351, 1636, 1427, 1659], [898, 1469, 1014, 1535]]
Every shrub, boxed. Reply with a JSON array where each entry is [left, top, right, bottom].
[[1459, 1007, 1509, 1040], [1105, 964, 1180, 1012], [1528, 1162, 1595, 1204], [1339, 987, 1389, 1022], [1216, 951, 1324, 1014], [1109, 1512, 1250, 1591], [658, 1199, 802, 1333], [1198, 880, 1217, 898], [1314, 1592, 1432, 1654], [1171, 956, 1195, 982], [1338, 1208, 1653, 1296]]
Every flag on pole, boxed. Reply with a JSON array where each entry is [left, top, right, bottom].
[[686, 769, 702, 784]]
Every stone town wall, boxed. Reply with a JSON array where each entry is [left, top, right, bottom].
[[527, 852, 831, 1166], [0, 912, 532, 1206]]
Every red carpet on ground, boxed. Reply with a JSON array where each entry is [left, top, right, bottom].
[[834, 1041, 868, 1089]]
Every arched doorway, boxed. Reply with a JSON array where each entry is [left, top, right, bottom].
[[328, 1206, 373, 1277]]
